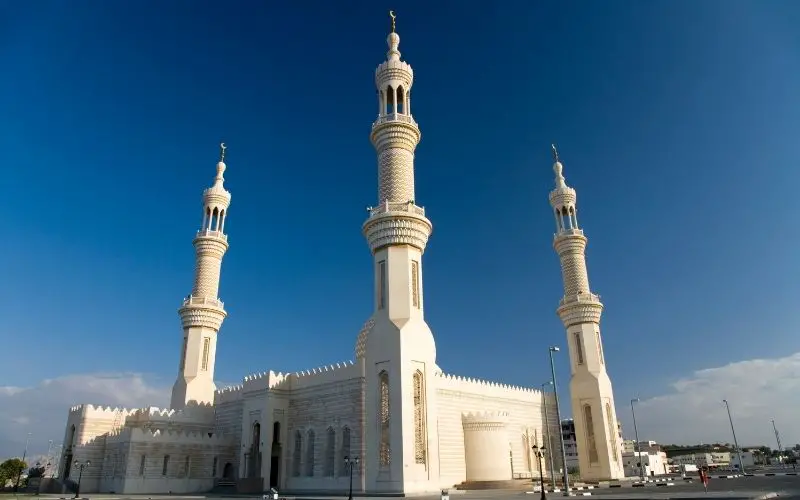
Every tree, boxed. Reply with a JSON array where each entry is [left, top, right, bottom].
[[0, 458, 28, 488]]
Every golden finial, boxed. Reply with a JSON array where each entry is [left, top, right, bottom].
[[389, 10, 396, 33], [219, 142, 227, 163], [551, 143, 560, 163]]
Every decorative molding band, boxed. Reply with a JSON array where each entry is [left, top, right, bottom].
[[549, 186, 577, 207], [363, 213, 432, 253], [553, 233, 588, 254], [178, 303, 227, 330], [557, 301, 603, 328], [370, 122, 421, 152], [193, 235, 229, 257]]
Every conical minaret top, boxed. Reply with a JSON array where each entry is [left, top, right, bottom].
[[365, 11, 431, 255]]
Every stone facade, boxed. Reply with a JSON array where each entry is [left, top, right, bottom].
[[58, 14, 616, 496]]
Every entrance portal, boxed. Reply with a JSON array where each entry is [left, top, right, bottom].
[[270, 421, 281, 488]]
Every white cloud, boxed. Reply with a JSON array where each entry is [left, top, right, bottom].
[[624, 352, 800, 447], [0, 372, 170, 460]]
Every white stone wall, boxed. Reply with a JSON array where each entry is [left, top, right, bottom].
[[435, 373, 559, 488]]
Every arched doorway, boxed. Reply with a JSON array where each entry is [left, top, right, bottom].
[[223, 462, 234, 479], [249, 423, 262, 478], [270, 421, 281, 488]]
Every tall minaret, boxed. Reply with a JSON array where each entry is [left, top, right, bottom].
[[171, 143, 231, 410], [358, 12, 441, 494], [548, 145, 624, 480]]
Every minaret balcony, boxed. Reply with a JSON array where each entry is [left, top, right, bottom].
[[558, 292, 602, 308], [367, 200, 426, 219], [554, 228, 584, 238], [372, 112, 418, 129], [195, 229, 228, 241], [182, 295, 225, 309]]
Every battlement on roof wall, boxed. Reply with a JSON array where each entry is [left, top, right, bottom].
[[105, 427, 235, 445], [221, 360, 361, 395], [462, 410, 511, 423], [435, 372, 542, 399], [124, 403, 215, 426], [68, 404, 138, 418]]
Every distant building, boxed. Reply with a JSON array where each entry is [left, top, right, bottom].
[[621, 450, 669, 477], [670, 452, 731, 468], [622, 440, 659, 454]]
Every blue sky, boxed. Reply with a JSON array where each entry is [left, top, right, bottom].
[[2, 0, 800, 455]]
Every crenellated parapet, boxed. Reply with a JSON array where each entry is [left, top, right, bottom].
[[436, 372, 541, 399], [105, 427, 235, 446], [226, 360, 360, 395], [461, 410, 511, 430], [124, 404, 215, 429]]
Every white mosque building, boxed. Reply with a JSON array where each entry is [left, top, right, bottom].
[[59, 15, 624, 496]]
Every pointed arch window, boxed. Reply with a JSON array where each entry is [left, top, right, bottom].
[[292, 431, 302, 477], [412, 370, 426, 464], [201, 337, 211, 371], [596, 330, 605, 365], [605, 403, 619, 463], [324, 427, 335, 477], [411, 261, 420, 308], [583, 405, 599, 464], [379, 371, 391, 466], [339, 426, 351, 477], [574, 332, 584, 365], [306, 429, 315, 476]]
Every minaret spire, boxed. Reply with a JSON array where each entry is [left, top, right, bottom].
[[548, 146, 624, 480], [171, 144, 232, 410], [359, 14, 441, 494]]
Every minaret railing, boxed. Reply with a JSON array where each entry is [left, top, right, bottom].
[[372, 113, 417, 129], [195, 229, 228, 240], [367, 200, 426, 218], [182, 295, 225, 309], [558, 292, 601, 307]]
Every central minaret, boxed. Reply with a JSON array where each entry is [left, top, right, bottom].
[[548, 145, 624, 480], [359, 12, 441, 494], [171, 144, 231, 410]]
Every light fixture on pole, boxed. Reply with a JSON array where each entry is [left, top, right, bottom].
[[541, 381, 557, 487], [630, 398, 645, 482], [14, 432, 32, 493], [531, 444, 547, 500], [73, 460, 91, 499], [344, 455, 359, 500], [548, 345, 570, 496], [722, 399, 745, 474]]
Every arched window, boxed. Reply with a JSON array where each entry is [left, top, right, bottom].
[[324, 427, 335, 477], [583, 405, 599, 464], [379, 371, 391, 466], [574, 332, 584, 365], [306, 429, 315, 476], [339, 426, 351, 477], [413, 370, 426, 464], [292, 431, 302, 477]]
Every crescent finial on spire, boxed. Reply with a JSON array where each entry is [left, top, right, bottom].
[[220, 142, 227, 163], [551, 143, 560, 163], [389, 10, 396, 33]]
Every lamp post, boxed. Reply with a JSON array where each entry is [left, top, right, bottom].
[[548, 346, 570, 495], [73, 460, 91, 499], [630, 398, 645, 482], [532, 445, 547, 500], [344, 455, 359, 500], [14, 432, 32, 492], [722, 400, 745, 474], [541, 381, 557, 487]]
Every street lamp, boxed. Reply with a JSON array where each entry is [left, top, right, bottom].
[[548, 345, 570, 496], [630, 398, 645, 482], [73, 460, 91, 499], [541, 381, 557, 486], [344, 455, 359, 500], [14, 432, 32, 492], [722, 400, 745, 474], [532, 445, 547, 500]]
